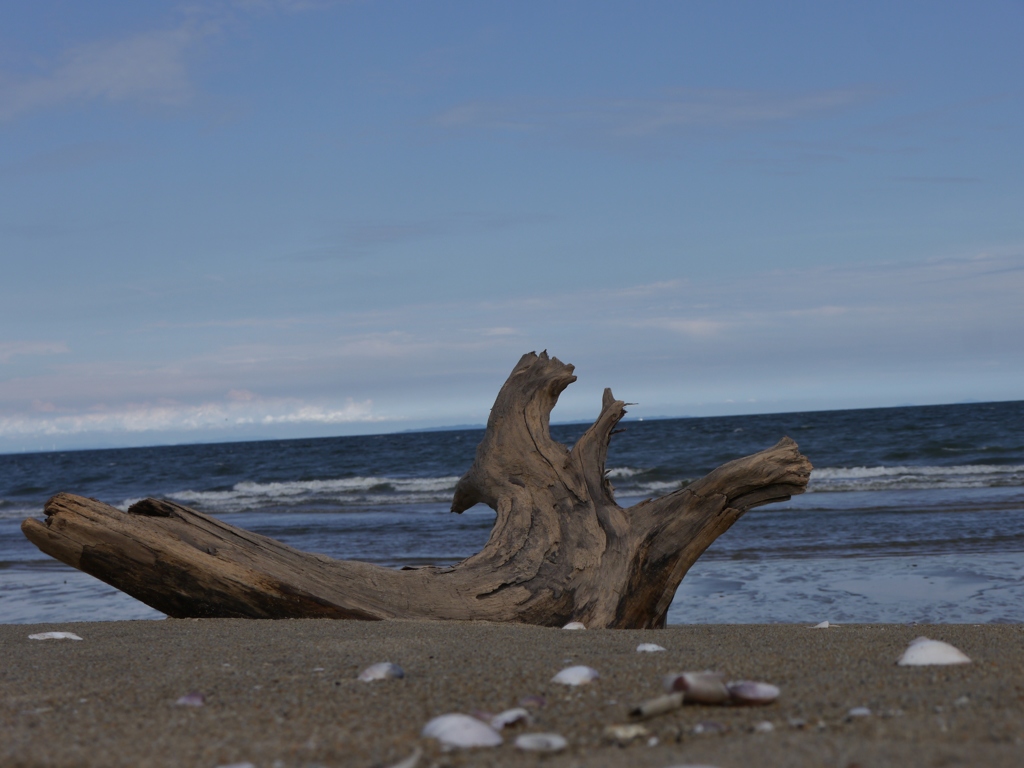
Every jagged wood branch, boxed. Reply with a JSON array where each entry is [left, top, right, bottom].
[[22, 352, 812, 628]]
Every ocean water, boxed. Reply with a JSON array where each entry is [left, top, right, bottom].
[[2, 401, 1023, 625]]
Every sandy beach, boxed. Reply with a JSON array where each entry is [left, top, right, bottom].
[[3, 619, 1022, 767]]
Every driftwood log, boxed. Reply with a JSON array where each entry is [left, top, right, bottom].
[[22, 352, 811, 629]]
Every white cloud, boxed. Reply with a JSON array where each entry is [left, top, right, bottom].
[[2, 250, 1021, 447], [0, 395, 381, 438]]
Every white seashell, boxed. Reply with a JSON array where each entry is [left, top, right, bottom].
[[727, 681, 780, 705], [752, 720, 775, 733], [28, 632, 83, 641], [514, 733, 568, 752], [422, 713, 502, 748], [175, 691, 205, 707], [562, 621, 586, 630], [810, 621, 831, 629], [358, 662, 405, 681], [897, 637, 971, 666], [636, 643, 666, 652], [662, 671, 730, 704], [551, 665, 599, 685], [490, 707, 531, 730], [847, 706, 871, 718]]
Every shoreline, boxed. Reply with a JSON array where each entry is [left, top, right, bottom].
[[3, 620, 1023, 767]]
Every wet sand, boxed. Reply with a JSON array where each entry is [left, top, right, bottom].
[[3, 619, 1022, 767]]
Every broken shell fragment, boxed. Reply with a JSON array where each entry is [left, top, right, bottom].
[[174, 691, 205, 707], [28, 632, 83, 641], [603, 723, 649, 745], [897, 637, 971, 666], [636, 642, 667, 652], [552, 665, 599, 685], [515, 733, 568, 752], [385, 747, 422, 768], [490, 707, 531, 730], [726, 681, 780, 705], [810, 621, 831, 629], [662, 671, 730, 704], [562, 621, 586, 630], [358, 662, 405, 681], [630, 692, 684, 719], [421, 714, 503, 748]]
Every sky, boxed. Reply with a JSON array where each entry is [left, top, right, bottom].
[[1, 0, 1022, 452]]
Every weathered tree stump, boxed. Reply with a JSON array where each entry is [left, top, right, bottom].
[[22, 352, 811, 628]]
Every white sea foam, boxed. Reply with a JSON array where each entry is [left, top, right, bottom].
[[0, 504, 44, 520], [808, 464, 1024, 492], [605, 466, 642, 478], [163, 475, 462, 512]]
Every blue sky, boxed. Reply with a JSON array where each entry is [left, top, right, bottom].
[[1, 0, 1022, 452]]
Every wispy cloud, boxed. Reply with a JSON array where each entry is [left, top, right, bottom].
[[0, 1, 344, 122], [0, 341, 69, 364], [291, 212, 554, 260], [0, 26, 211, 121], [432, 87, 874, 142]]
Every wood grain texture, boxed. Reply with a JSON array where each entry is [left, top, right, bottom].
[[21, 352, 812, 628]]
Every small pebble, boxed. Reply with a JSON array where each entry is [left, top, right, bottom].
[[562, 621, 586, 630], [691, 721, 728, 735], [847, 706, 872, 719], [514, 733, 568, 752], [28, 632, 83, 641], [636, 643, 667, 652], [752, 720, 775, 733], [518, 694, 546, 709], [552, 665, 599, 686], [175, 692, 205, 707], [358, 662, 405, 681]]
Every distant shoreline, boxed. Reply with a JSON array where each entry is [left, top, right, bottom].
[[3, 397, 1023, 456]]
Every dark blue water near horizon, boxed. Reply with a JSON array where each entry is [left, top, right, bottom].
[[3, 400, 1023, 624]]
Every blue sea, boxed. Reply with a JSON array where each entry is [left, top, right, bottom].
[[2, 401, 1023, 625]]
